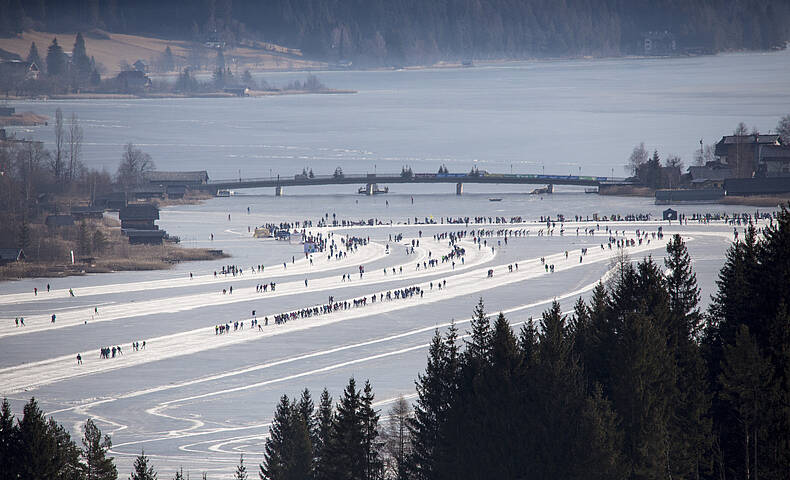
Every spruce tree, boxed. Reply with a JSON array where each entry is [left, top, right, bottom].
[[609, 311, 675, 479], [359, 381, 382, 480], [664, 234, 711, 479], [406, 330, 446, 480], [665, 234, 702, 339], [718, 325, 774, 480], [49, 418, 83, 480], [286, 401, 314, 480], [46, 38, 67, 77], [465, 298, 491, 364], [162, 46, 175, 72], [481, 312, 522, 478], [17, 397, 59, 480], [579, 385, 626, 480], [235, 454, 248, 480], [72, 33, 92, 83], [0, 398, 17, 480], [313, 389, 333, 480], [583, 282, 613, 390], [81, 418, 117, 480], [325, 377, 364, 480], [531, 300, 624, 479], [260, 395, 292, 480], [130, 450, 157, 480], [518, 317, 539, 368], [27, 41, 44, 72], [297, 389, 317, 450]]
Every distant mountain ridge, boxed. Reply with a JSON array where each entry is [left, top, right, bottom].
[[2, 0, 788, 66]]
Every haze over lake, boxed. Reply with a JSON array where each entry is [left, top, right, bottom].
[[9, 50, 790, 182]]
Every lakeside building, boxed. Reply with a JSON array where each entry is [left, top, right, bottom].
[[756, 145, 790, 177], [687, 165, 732, 189], [641, 31, 676, 55], [715, 134, 782, 178], [0, 248, 25, 265], [0, 60, 40, 82], [119, 204, 166, 245], [116, 70, 152, 93], [119, 204, 159, 230]]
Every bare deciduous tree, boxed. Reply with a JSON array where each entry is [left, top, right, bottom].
[[626, 142, 648, 176], [116, 143, 155, 190], [382, 396, 412, 480], [776, 114, 790, 144], [67, 112, 83, 183], [49, 107, 65, 182], [665, 154, 683, 170], [694, 144, 715, 166]]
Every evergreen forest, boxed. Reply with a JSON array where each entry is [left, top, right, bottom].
[[1, 0, 789, 65]]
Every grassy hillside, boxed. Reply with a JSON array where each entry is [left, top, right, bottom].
[[0, 31, 326, 75]]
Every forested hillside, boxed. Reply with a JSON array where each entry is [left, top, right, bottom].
[[2, 0, 788, 65]]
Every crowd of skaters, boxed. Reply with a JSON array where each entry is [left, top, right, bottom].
[[210, 281, 438, 335], [14, 208, 780, 372]]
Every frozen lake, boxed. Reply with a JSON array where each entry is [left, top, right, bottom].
[[0, 195, 766, 477], [2, 49, 788, 477], [5, 49, 790, 180]]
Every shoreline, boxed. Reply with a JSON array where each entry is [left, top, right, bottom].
[[5, 88, 357, 101]]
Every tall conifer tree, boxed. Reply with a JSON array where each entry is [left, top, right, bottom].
[[81, 418, 117, 480], [0, 399, 17, 480], [130, 450, 157, 480]]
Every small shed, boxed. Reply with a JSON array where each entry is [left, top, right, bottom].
[[95, 192, 127, 210], [123, 229, 166, 245], [663, 208, 678, 221], [119, 204, 159, 229], [0, 248, 25, 265], [45, 214, 75, 228]]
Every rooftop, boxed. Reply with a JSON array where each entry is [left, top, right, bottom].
[[718, 134, 781, 145], [688, 166, 733, 181], [760, 145, 790, 159], [0, 248, 24, 261], [119, 204, 159, 220]]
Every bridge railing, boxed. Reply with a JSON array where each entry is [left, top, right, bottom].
[[208, 173, 382, 184], [207, 172, 630, 184]]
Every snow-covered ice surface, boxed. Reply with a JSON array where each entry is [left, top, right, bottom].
[[0, 192, 770, 477]]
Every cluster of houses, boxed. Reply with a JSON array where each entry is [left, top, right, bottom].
[[658, 133, 790, 203]]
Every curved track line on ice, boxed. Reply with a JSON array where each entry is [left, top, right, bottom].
[[0, 237, 474, 338], [113, 307, 577, 458], [0, 239, 387, 307], [0, 231, 668, 395]]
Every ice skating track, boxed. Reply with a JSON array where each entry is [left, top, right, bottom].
[[0, 221, 740, 476]]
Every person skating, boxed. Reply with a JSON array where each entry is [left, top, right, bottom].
[[76, 354, 82, 365]]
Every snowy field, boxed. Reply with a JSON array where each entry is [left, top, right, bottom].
[[0, 193, 766, 478]]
